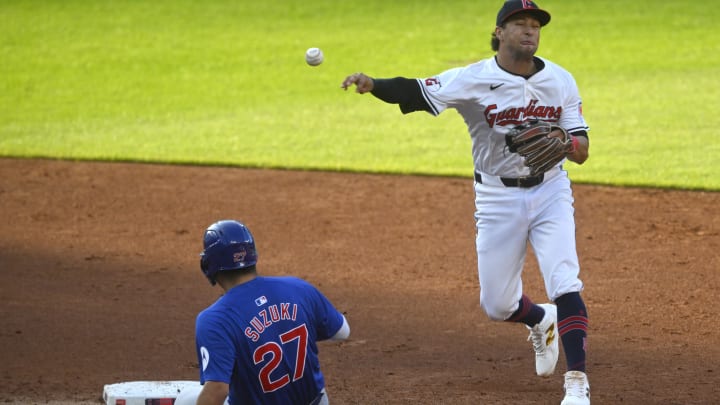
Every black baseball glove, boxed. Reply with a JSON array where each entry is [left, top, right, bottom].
[[505, 120, 574, 175]]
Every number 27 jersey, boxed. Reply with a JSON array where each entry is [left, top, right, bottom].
[[195, 276, 345, 404]]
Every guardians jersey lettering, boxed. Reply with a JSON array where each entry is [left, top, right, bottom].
[[485, 99, 562, 127], [245, 303, 299, 342], [415, 56, 588, 176]]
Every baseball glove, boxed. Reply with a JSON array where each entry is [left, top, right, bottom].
[[505, 120, 574, 175]]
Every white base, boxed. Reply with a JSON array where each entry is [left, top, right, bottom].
[[102, 380, 200, 405]]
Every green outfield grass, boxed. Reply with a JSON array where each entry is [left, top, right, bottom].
[[1, 0, 718, 190]]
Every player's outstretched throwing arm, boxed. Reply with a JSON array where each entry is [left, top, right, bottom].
[[342, 72, 589, 165], [341, 73, 433, 114]]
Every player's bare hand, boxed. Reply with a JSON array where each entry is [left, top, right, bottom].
[[341, 73, 374, 94]]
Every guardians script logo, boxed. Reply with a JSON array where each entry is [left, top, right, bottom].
[[485, 99, 562, 127]]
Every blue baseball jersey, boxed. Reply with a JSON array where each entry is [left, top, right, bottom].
[[194, 276, 345, 405]]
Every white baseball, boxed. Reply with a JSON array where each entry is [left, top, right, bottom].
[[305, 47, 324, 66]]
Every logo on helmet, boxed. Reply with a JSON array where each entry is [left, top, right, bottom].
[[233, 250, 247, 263]]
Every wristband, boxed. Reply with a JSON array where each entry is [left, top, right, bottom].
[[568, 136, 579, 154]]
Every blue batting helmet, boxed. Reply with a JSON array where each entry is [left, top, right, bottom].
[[199, 220, 258, 285]]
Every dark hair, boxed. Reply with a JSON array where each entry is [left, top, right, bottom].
[[491, 31, 500, 51]]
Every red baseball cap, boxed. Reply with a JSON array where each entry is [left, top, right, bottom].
[[496, 0, 551, 27]]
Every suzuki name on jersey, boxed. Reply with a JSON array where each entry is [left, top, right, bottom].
[[244, 303, 298, 342], [485, 99, 562, 127]]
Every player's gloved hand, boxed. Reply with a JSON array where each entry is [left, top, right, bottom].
[[505, 120, 575, 175]]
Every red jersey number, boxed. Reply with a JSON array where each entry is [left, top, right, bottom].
[[253, 324, 309, 393]]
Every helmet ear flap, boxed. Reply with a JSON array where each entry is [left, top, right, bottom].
[[199, 254, 216, 285]]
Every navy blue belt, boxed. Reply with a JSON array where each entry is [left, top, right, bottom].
[[474, 172, 544, 188]]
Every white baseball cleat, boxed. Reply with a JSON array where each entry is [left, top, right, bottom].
[[561, 370, 590, 405], [526, 303, 559, 377]]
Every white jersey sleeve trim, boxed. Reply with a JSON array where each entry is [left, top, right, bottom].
[[416, 78, 440, 116]]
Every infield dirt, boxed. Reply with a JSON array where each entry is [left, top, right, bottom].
[[1, 158, 718, 404]]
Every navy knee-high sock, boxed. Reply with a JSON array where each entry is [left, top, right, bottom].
[[555, 292, 589, 372], [505, 294, 545, 327]]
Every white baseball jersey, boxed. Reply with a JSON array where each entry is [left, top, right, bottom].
[[417, 56, 588, 178]]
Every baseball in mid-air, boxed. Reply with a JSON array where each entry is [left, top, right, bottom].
[[305, 47, 324, 66]]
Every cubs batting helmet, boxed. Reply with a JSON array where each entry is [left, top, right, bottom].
[[199, 220, 258, 285]]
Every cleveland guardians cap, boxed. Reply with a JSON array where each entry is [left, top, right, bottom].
[[496, 0, 551, 26]]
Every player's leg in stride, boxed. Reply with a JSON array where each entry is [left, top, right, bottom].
[[557, 292, 590, 405], [505, 295, 560, 376]]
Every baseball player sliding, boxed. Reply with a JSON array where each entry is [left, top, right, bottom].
[[341, 1, 591, 404]]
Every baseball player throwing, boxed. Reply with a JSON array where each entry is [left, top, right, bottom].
[[182, 220, 350, 405], [341, 1, 590, 403]]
